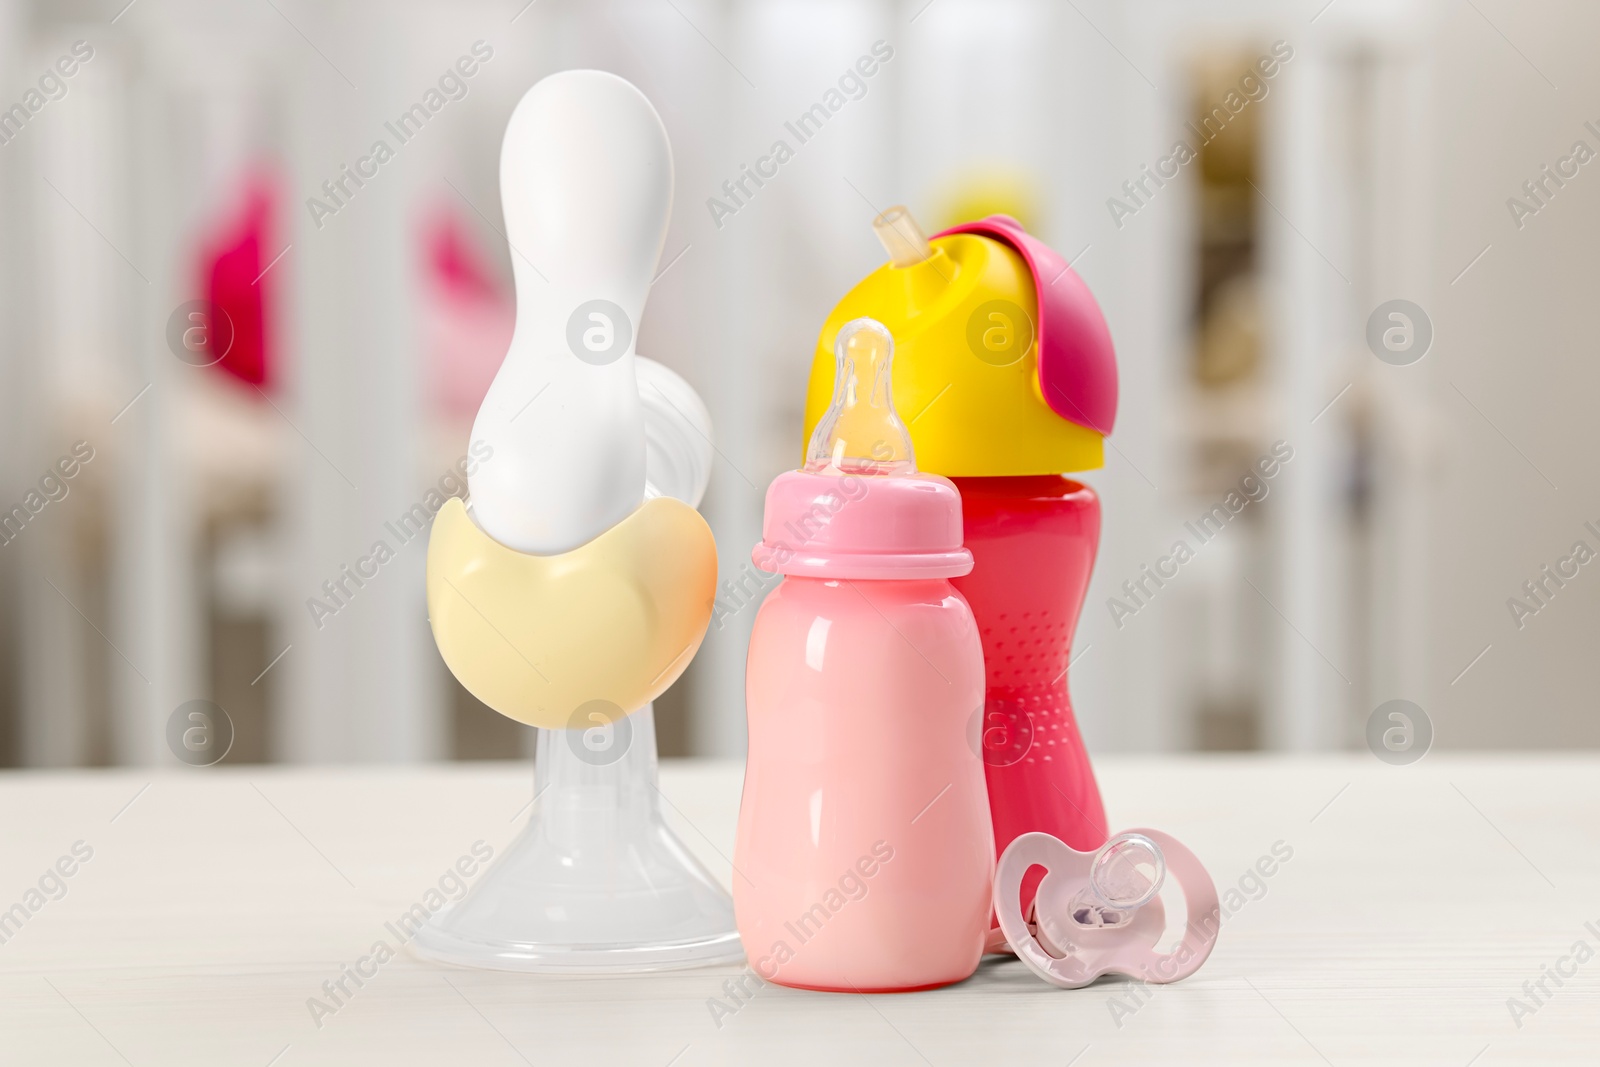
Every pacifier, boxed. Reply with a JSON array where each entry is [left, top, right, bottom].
[[993, 829, 1220, 989]]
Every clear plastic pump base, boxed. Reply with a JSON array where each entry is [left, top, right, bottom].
[[411, 705, 743, 973]]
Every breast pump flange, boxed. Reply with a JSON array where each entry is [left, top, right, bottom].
[[410, 71, 741, 973]]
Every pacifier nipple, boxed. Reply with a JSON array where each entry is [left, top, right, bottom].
[[1066, 831, 1165, 928], [803, 318, 916, 476], [1090, 832, 1165, 910]]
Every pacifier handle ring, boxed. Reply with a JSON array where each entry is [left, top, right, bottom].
[[1124, 827, 1221, 984], [993, 832, 1099, 989]]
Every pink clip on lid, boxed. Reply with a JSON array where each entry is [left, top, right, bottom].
[[994, 829, 1220, 990], [755, 317, 973, 581], [934, 214, 1118, 437]]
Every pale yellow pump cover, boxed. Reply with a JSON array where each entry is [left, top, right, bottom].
[[426, 496, 716, 729]]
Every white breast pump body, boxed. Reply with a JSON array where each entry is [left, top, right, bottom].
[[468, 70, 669, 555]]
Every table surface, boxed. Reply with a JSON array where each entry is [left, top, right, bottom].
[[0, 754, 1595, 1066]]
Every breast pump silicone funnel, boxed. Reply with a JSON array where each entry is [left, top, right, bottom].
[[415, 71, 740, 972]]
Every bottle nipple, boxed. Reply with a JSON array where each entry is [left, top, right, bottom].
[[803, 317, 916, 476]]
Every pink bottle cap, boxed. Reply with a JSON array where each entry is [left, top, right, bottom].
[[993, 828, 1220, 989], [755, 469, 972, 580], [754, 317, 973, 581]]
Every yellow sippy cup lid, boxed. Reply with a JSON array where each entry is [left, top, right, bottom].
[[802, 207, 1116, 478]]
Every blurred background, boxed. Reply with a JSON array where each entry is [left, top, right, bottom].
[[0, 0, 1594, 768]]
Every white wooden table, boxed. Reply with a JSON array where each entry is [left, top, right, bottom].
[[1, 755, 1594, 1065]]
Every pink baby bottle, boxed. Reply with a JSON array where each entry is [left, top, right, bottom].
[[736, 318, 992, 992]]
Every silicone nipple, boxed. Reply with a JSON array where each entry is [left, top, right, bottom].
[[1089, 832, 1165, 911], [467, 70, 672, 555], [1067, 831, 1165, 928], [803, 317, 916, 476]]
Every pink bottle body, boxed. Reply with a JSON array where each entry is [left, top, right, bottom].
[[737, 575, 991, 991], [951, 476, 1108, 886]]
